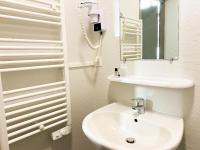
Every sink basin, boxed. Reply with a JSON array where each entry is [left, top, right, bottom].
[[82, 103, 183, 150]]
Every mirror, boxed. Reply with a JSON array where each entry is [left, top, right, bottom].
[[119, 0, 179, 61]]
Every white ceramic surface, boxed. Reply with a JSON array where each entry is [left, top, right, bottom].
[[108, 75, 194, 89], [82, 103, 183, 150]]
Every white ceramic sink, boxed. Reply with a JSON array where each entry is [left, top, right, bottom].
[[82, 103, 183, 150]]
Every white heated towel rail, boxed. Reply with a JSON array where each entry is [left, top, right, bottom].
[[120, 16, 143, 60], [0, 0, 71, 149]]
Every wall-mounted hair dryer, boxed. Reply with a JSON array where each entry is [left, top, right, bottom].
[[79, 0, 106, 32], [78, 0, 105, 66]]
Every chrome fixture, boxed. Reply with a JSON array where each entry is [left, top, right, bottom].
[[131, 97, 145, 114]]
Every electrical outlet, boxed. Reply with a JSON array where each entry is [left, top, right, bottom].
[[51, 126, 71, 141], [51, 130, 62, 141], [60, 126, 71, 136]]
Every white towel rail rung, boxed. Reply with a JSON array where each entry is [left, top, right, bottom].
[[8, 113, 67, 138], [122, 48, 142, 51], [121, 16, 141, 22], [123, 56, 141, 59], [122, 51, 141, 53], [0, 6, 61, 21], [0, 0, 60, 14], [0, 53, 64, 57], [123, 23, 141, 29], [0, 59, 64, 66], [122, 46, 142, 48], [7, 108, 67, 131], [124, 21, 141, 25], [122, 53, 141, 56], [122, 43, 142, 46], [122, 17, 142, 24], [28, 0, 61, 7], [5, 92, 66, 110], [123, 28, 141, 32], [4, 86, 66, 102], [0, 59, 64, 65], [0, 38, 62, 44], [122, 54, 141, 57], [124, 57, 141, 60], [44, 118, 67, 130], [123, 23, 141, 27], [122, 48, 142, 50], [123, 32, 142, 36], [3, 81, 65, 95], [6, 102, 67, 124], [0, 14, 61, 26], [0, 64, 65, 73], [123, 30, 141, 34], [123, 54, 141, 57], [123, 25, 141, 30], [6, 97, 66, 117], [0, 46, 63, 50], [8, 119, 68, 144]]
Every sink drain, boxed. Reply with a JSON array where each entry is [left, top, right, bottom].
[[126, 137, 136, 144]]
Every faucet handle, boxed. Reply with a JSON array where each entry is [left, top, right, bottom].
[[131, 97, 144, 106], [131, 97, 145, 114]]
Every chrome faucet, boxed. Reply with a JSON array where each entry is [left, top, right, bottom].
[[131, 97, 145, 114]]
